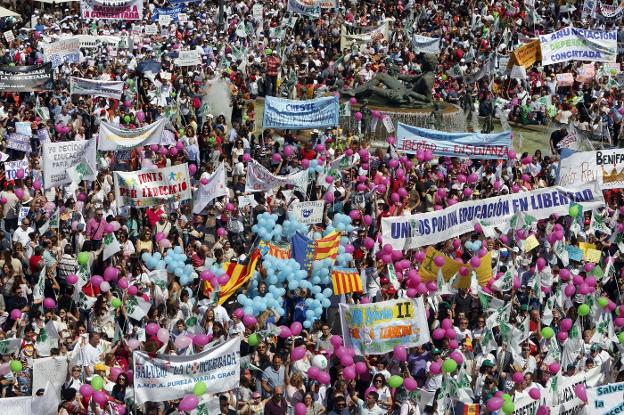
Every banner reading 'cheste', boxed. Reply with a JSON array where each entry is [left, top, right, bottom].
[[396, 123, 512, 160], [134, 337, 240, 404], [382, 182, 605, 250], [262, 96, 339, 130], [81, 0, 143, 20], [114, 163, 191, 208], [98, 118, 166, 151], [339, 298, 430, 355], [539, 27, 617, 65]]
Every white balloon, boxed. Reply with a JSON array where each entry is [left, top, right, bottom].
[[311, 355, 328, 370]]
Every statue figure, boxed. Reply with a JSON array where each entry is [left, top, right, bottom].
[[360, 99, 372, 134], [341, 54, 438, 108], [428, 103, 443, 130]]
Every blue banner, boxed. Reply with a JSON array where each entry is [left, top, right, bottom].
[[395, 123, 513, 160], [151, 6, 185, 22], [287, 0, 321, 17], [168, 0, 199, 4], [263, 96, 339, 130]]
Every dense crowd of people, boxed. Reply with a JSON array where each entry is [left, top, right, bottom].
[[0, 0, 622, 414]]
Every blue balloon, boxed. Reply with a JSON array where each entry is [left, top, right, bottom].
[[303, 320, 312, 328]]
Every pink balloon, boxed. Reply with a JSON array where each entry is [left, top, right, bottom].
[[174, 335, 192, 350], [403, 377, 418, 391], [548, 362, 560, 374], [193, 334, 211, 347], [429, 362, 442, 374], [394, 345, 407, 362], [290, 346, 307, 361], [93, 391, 108, 405], [146, 322, 160, 336], [295, 402, 307, 415], [242, 315, 257, 327], [317, 371, 331, 385], [512, 372, 524, 383], [529, 387, 541, 400], [343, 365, 356, 381], [575, 384, 587, 402], [157, 328, 170, 343], [79, 384, 94, 398], [290, 321, 303, 336], [128, 285, 138, 296], [10, 309, 21, 320], [355, 361, 367, 374], [179, 395, 199, 411], [308, 367, 320, 380], [487, 397, 504, 411], [43, 297, 56, 309], [109, 367, 123, 382]]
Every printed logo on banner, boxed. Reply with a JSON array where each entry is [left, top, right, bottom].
[[289, 200, 325, 224]]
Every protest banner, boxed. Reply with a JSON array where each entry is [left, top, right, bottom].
[[551, 367, 602, 415], [0, 396, 31, 415], [557, 131, 580, 151], [16, 121, 32, 137], [75, 35, 122, 49], [4, 159, 29, 180], [98, 118, 166, 151], [576, 63, 596, 83], [412, 34, 441, 54], [289, 200, 325, 225], [42, 38, 80, 68], [42, 140, 97, 188], [340, 20, 390, 50], [287, 0, 321, 17], [152, 6, 185, 22], [512, 389, 546, 415], [32, 356, 68, 395], [245, 159, 308, 193], [597, 0, 624, 19], [4, 30, 13, 43], [395, 123, 512, 160], [587, 381, 624, 414], [174, 49, 202, 66], [555, 73, 575, 86], [133, 337, 240, 404], [262, 96, 339, 130], [70, 77, 124, 100], [6, 133, 31, 153], [539, 27, 617, 65], [509, 39, 541, 68], [192, 163, 228, 214], [114, 163, 192, 208], [81, 0, 143, 20], [0, 63, 53, 92], [558, 149, 624, 189], [339, 298, 431, 355], [381, 182, 605, 250]]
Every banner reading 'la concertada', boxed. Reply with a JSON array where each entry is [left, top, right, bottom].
[[98, 118, 166, 151], [539, 27, 617, 65], [114, 163, 191, 208], [382, 182, 605, 250], [558, 149, 624, 190], [134, 337, 240, 404], [396, 123, 512, 160], [0, 63, 53, 92], [339, 298, 430, 355], [262, 96, 339, 130]]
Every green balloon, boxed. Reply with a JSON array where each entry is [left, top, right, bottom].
[[578, 304, 590, 316], [501, 393, 512, 402], [569, 205, 580, 217], [541, 327, 555, 339], [388, 375, 404, 388], [598, 297, 609, 308], [9, 360, 22, 373], [442, 358, 457, 373], [111, 298, 122, 308], [91, 374, 104, 391], [193, 381, 207, 396], [77, 252, 89, 266], [248, 333, 259, 347], [619, 332, 624, 344], [502, 400, 515, 415], [124, 115, 131, 123]]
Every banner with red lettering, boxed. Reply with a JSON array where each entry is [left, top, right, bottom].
[[80, 0, 143, 20], [396, 122, 512, 160], [113, 163, 191, 208]]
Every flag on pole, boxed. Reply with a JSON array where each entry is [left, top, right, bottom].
[[313, 231, 341, 261], [331, 267, 363, 295], [204, 250, 262, 304]]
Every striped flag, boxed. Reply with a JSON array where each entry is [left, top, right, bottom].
[[331, 267, 363, 295], [259, 241, 291, 259], [313, 231, 341, 261], [204, 250, 261, 304]]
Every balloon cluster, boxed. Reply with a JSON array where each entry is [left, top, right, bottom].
[[332, 212, 353, 234], [305, 158, 325, 173], [237, 286, 286, 318], [251, 212, 282, 243], [282, 214, 308, 239]]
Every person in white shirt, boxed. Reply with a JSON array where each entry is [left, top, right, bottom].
[[79, 332, 103, 377], [13, 218, 34, 256]]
